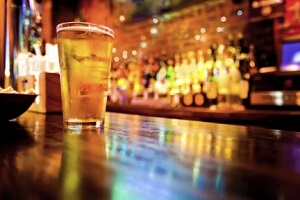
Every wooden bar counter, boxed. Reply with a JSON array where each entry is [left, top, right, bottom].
[[107, 101, 300, 132], [1, 111, 300, 199]]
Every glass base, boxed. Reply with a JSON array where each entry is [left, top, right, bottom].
[[64, 120, 104, 130]]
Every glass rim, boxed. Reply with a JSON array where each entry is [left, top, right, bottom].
[[56, 22, 114, 38]]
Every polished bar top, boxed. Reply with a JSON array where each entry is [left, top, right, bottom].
[[1, 111, 300, 199], [107, 102, 300, 131]]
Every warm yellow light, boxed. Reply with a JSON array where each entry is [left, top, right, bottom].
[[122, 51, 128, 59], [140, 42, 147, 49], [221, 16, 226, 22], [114, 57, 119, 62], [119, 15, 125, 22], [216, 27, 224, 33], [152, 18, 159, 24], [132, 50, 137, 56], [150, 27, 158, 35]]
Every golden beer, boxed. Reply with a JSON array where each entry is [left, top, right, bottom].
[[57, 22, 114, 129]]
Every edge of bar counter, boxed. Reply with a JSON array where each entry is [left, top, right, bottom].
[[106, 102, 300, 132]]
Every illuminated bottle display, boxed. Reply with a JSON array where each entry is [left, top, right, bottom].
[[108, 27, 258, 110]]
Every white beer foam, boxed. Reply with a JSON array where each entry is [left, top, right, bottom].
[[57, 23, 114, 38]]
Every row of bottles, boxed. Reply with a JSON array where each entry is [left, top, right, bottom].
[[109, 33, 258, 110], [172, 33, 258, 110]]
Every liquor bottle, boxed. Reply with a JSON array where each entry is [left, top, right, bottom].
[[220, 33, 242, 110], [248, 44, 258, 76], [237, 33, 250, 108], [188, 51, 200, 91], [155, 60, 168, 98], [193, 50, 209, 107], [193, 88, 208, 107], [181, 51, 201, 107], [170, 54, 182, 107], [180, 52, 190, 95], [173, 54, 182, 88], [142, 55, 156, 99], [240, 43, 258, 107], [229, 60, 242, 110], [181, 84, 194, 107], [193, 80, 210, 107], [166, 58, 175, 92], [227, 34, 236, 60], [216, 44, 230, 109], [197, 50, 207, 86], [205, 43, 218, 109]]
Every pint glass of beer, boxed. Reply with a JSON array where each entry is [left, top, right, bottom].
[[56, 22, 114, 130]]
